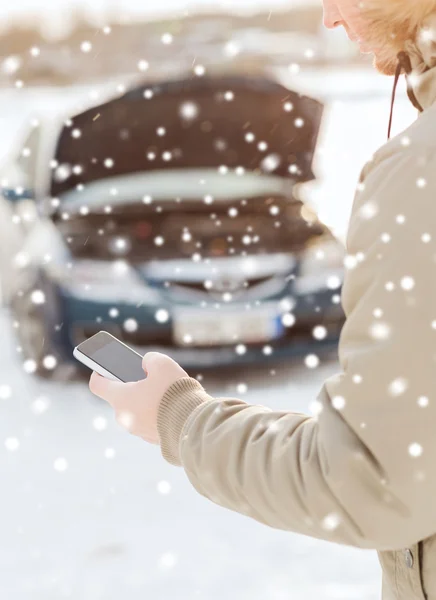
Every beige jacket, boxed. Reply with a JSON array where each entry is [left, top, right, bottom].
[[157, 8, 436, 600]]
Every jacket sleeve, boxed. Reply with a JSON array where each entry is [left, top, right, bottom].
[[157, 149, 436, 551]]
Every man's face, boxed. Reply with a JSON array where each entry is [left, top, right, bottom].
[[322, 0, 390, 74]]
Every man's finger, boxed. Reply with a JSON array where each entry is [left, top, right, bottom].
[[142, 351, 165, 373], [89, 371, 127, 406]]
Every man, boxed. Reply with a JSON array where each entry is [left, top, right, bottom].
[[90, 1, 436, 598]]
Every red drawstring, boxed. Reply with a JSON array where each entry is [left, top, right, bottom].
[[387, 51, 424, 140], [387, 59, 403, 140]]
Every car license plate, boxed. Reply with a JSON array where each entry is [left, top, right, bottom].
[[173, 304, 284, 346]]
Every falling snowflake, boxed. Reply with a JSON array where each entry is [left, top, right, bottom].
[[257, 141, 268, 152], [93, 416, 108, 432], [294, 118, 304, 128], [237, 383, 248, 394], [235, 344, 246, 355], [32, 396, 50, 414], [284, 102, 294, 112], [117, 411, 135, 430], [120, 318, 138, 335], [161, 33, 173, 44], [401, 276, 415, 291], [312, 325, 327, 340], [137, 60, 149, 72], [2, 55, 21, 74], [157, 481, 172, 494], [179, 101, 199, 121], [245, 132, 255, 142], [104, 158, 114, 168], [54, 457, 68, 472], [5, 437, 20, 452], [105, 448, 115, 459], [282, 313, 296, 327], [224, 40, 241, 56], [0, 384, 12, 399], [352, 374, 363, 384], [160, 553, 178, 568], [54, 164, 72, 183], [332, 396, 346, 410], [43, 355, 57, 370], [327, 275, 341, 290], [408, 443, 423, 457], [418, 396, 429, 407], [305, 354, 319, 369], [23, 359, 37, 374], [154, 236, 165, 246], [359, 201, 378, 219], [370, 322, 391, 340], [262, 345, 273, 356], [194, 64, 205, 76], [322, 513, 340, 531], [388, 378, 408, 397], [155, 309, 169, 323], [396, 214, 406, 224], [143, 89, 154, 99], [309, 400, 323, 416], [417, 178, 427, 188], [80, 41, 92, 53], [261, 154, 281, 172]]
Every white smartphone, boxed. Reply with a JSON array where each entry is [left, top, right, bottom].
[[73, 331, 146, 382]]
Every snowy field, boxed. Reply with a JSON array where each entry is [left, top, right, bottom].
[[0, 72, 418, 599]]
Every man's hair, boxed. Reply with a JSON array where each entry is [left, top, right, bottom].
[[362, 0, 436, 74]]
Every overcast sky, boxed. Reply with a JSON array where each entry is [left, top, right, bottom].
[[1, 0, 318, 22]]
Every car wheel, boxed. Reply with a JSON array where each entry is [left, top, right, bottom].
[[10, 268, 79, 381]]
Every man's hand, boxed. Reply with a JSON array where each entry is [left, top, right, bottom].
[[89, 352, 189, 444]]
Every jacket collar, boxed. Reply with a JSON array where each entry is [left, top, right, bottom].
[[387, 14, 436, 139], [406, 13, 436, 111]]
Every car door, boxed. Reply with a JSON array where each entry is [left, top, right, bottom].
[[0, 122, 42, 305]]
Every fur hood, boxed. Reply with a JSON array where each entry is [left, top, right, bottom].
[[361, 0, 436, 74]]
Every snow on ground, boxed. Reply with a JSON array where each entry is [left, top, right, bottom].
[[0, 309, 381, 600], [0, 69, 415, 598]]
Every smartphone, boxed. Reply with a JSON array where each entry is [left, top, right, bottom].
[[73, 331, 146, 382]]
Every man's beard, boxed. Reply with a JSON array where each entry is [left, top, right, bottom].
[[373, 52, 398, 77]]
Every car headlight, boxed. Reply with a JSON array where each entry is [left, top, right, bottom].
[[295, 237, 345, 295], [47, 259, 161, 304]]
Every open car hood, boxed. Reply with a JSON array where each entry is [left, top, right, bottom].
[[50, 74, 323, 198]]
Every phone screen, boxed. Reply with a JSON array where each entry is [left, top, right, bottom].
[[79, 332, 146, 382]]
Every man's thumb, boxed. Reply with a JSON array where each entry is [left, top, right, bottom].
[[142, 351, 165, 374]]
